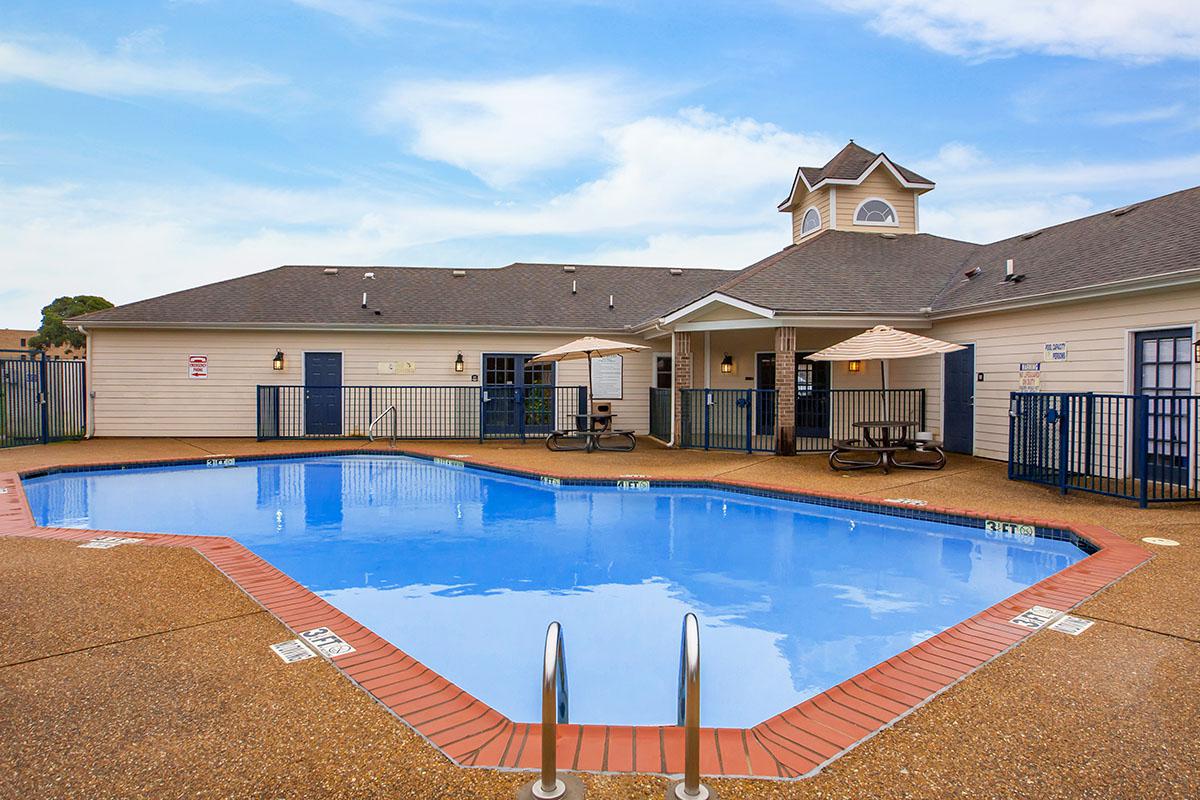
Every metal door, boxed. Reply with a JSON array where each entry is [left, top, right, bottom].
[[304, 352, 342, 435]]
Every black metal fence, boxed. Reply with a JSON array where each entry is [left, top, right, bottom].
[[256, 384, 588, 442], [1010, 391, 1200, 506], [677, 388, 926, 454], [649, 387, 671, 441], [679, 388, 777, 452], [797, 389, 927, 452], [0, 350, 87, 448]]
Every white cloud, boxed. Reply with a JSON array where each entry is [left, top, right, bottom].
[[0, 36, 281, 97], [1089, 103, 1185, 126], [917, 144, 1200, 241], [288, 0, 463, 30], [821, 0, 1200, 61], [590, 229, 786, 269], [921, 195, 1097, 244], [373, 73, 653, 188], [557, 108, 836, 229]]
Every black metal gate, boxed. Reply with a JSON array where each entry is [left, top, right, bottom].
[[1009, 391, 1199, 507], [0, 351, 87, 448]]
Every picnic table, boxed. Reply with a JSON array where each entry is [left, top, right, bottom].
[[829, 419, 945, 472], [546, 413, 636, 453]]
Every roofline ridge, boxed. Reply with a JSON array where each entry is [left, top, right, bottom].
[[976, 184, 1200, 246], [69, 264, 293, 323]]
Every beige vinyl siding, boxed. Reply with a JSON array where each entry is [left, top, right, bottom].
[[887, 285, 1200, 460], [790, 188, 831, 243], [89, 328, 654, 437], [834, 168, 917, 234]]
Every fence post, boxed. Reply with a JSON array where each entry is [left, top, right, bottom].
[[1007, 393, 1017, 480], [703, 390, 711, 451], [918, 388, 927, 431], [1057, 394, 1069, 495], [1136, 395, 1150, 508], [745, 389, 753, 453], [38, 352, 50, 445]]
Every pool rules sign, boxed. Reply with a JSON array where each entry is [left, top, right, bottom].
[[188, 354, 208, 379]]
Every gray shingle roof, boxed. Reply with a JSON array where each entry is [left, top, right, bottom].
[[73, 263, 731, 331], [711, 231, 981, 314], [931, 186, 1200, 312], [72, 187, 1200, 331], [793, 142, 933, 194]]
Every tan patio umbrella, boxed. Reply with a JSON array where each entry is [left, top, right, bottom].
[[805, 325, 965, 390], [531, 336, 649, 402]]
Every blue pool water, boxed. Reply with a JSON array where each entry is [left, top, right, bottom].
[[23, 455, 1087, 727]]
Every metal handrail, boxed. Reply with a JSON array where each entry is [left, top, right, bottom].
[[367, 404, 396, 444], [537, 621, 569, 799], [675, 613, 709, 800]]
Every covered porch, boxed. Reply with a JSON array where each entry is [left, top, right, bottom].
[[649, 297, 940, 455]]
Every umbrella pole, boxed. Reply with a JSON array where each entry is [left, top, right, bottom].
[[587, 352, 593, 410]]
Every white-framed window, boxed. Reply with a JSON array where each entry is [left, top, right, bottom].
[[853, 197, 899, 226], [800, 206, 821, 236]]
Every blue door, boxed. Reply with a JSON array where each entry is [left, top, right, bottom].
[[943, 344, 974, 454], [1134, 328, 1192, 485], [304, 352, 342, 435], [794, 354, 831, 440], [482, 354, 556, 436]]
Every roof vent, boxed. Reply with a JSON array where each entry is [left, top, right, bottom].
[[322, 268, 339, 275], [1112, 204, 1139, 217], [361, 292, 368, 309], [452, 269, 467, 277], [669, 268, 683, 276], [1021, 229, 1042, 240], [964, 267, 982, 279], [563, 265, 577, 273], [571, 280, 577, 295], [1002, 260, 1025, 283], [363, 271, 375, 279], [608, 294, 614, 310], [880, 232, 897, 239]]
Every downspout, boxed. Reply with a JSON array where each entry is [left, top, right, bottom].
[[669, 329, 676, 447], [79, 325, 94, 439]]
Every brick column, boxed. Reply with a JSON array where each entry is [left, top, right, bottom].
[[672, 332, 694, 445], [774, 326, 797, 455]]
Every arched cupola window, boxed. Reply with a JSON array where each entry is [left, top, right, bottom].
[[800, 207, 821, 236], [853, 198, 898, 226]]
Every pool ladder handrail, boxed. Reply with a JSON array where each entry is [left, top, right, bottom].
[[367, 405, 396, 445], [534, 620, 570, 799], [674, 612, 711, 800]]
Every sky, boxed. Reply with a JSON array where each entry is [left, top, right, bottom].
[[1, 1, 1199, 328]]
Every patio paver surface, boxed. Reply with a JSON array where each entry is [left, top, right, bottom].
[[1, 437, 1197, 799]]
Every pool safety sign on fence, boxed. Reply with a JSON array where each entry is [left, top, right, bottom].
[[1009, 605, 1063, 630], [270, 639, 318, 663], [300, 627, 356, 658], [78, 536, 144, 549]]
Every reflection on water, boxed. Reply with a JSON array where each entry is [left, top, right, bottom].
[[23, 455, 1087, 727]]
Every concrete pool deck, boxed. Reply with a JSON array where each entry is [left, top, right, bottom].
[[2, 437, 1198, 798]]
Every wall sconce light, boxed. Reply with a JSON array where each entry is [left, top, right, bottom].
[[720, 353, 734, 374], [847, 359, 863, 373], [1194, 338, 1200, 364], [272, 350, 285, 371], [454, 352, 465, 372]]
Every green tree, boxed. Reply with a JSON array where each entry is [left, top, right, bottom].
[[28, 295, 114, 353]]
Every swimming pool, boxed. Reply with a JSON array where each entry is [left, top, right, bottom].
[[23, 454, 1089, 728]]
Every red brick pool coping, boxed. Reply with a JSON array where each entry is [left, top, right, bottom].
[[0, 450, 1152, 780]]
